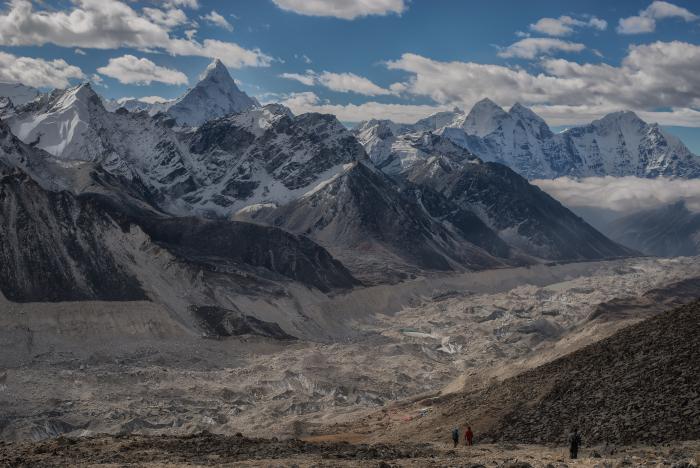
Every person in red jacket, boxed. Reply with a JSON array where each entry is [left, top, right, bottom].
[[464, 426, 474, 446]]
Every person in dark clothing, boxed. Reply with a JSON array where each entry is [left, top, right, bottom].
[[464, 426, 474, 446], [569, 428, 582, 459], [451, 427, 459, 448]]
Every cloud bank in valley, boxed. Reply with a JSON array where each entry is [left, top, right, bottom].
[[533, 176, 700, 214]]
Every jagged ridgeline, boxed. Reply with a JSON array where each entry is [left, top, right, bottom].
[[0, 59, 639, 338], [354, 99, 700, 180]]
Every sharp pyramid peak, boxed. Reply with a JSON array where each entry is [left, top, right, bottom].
[[200, 58, 233, 82]]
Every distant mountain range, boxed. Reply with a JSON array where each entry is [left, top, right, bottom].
[[0, 59, 640, 337], [355, 99, 700, 179], [606, 201, 700, 257]]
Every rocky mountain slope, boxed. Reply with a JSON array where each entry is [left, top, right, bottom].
[[438, 299, 700, 445], [0, 160, 147, 303], [355, 126, 634, 261], [186, 104, 366, 215], [0, 118, 358, 339], [355, 99, 700, 179], [606, 201, 700, 257], [237, 160, 512, 283]]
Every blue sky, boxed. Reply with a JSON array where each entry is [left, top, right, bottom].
[[2, 0, 700, 150]]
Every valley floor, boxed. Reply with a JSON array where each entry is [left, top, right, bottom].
[[1, 256, 699, 462]]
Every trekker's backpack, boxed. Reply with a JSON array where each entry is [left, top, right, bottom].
[[452, 428, 459, 440]]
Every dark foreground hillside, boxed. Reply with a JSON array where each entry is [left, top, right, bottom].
[[448, 299, 700, 445]]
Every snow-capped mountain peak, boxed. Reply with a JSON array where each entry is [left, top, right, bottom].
[[7, 83, 107, 161], [356, 96, 700, 179], [413, 108, 465, 132], [200, 58, 229, 81], [461, 98, 509, 137], [592, 110, 646, 133], [166, 58, 259, 127]]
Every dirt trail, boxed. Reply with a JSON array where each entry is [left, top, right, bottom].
[[1, 433, 698, 467]]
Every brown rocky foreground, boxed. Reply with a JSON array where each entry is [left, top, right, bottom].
[[1, 432, 698, 467]]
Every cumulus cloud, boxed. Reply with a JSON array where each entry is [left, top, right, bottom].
[[280, 91, 447, 123], [0, 51, 85, 88], [498, 38, 586, 59], [165, 0, 199, 8], [280, 70, 392, 96], [617, 1, 697, 34], [533, 176, 700, 213], [280, 71, 316, 86], [97, 55, 188, 85], [530, 15, 607, 36], [0, 0, 271, 68], [201, 10, 233, 31], [143, 7, 188, 27], [271, 0, 406, 20], [385, 41, 700, 126]]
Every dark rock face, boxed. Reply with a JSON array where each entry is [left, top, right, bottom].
[[606, 201, 700, 257], [188, 107, 367, 206], [191, 305, 296, 340], [0, 166, 146, 302], [406, 159, 635, 260], [451, 300, 700, 445], [133, 214, 359, 293], [0, 122, 359, 301], [239, 162, 508, 283]]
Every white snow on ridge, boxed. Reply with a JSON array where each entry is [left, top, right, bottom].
[[355, 99, 700, 180]]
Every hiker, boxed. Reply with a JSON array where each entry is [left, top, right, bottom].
[[569, 427, 582, 459], [464, 426, 474, 446], [451, 427, 459, 448]]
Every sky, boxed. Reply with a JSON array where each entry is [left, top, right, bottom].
[[2, 0, 700, 150]]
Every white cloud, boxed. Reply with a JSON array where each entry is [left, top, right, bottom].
[[165, 0, 199, 9], [0, 51, 85, 88], [143, 7, 188, 27], [74, 48, 86, 55], [617, 1, 697, 34], [533, 176, 700, 213], [271, 0, 406, 20], [638, 108, 700, 128], [90, 73, 104, 85], [317, 71, 391, 95], [280, 91, 446, 123], [294, 53, 312, 64], [498, 38, 586, 59], [385, 41, 700, 126], [280, 70, 392, 96], [617, 15, 656, 34], [138, 95, 173, 104], [530, 15, 607, 36], [201, 10, 233, 31], [97, 55, 188, 85], [280, 72, 316, 86], [0, 0, 271, 68]]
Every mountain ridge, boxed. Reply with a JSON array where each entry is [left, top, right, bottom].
[[355, 100, 700, 179]]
